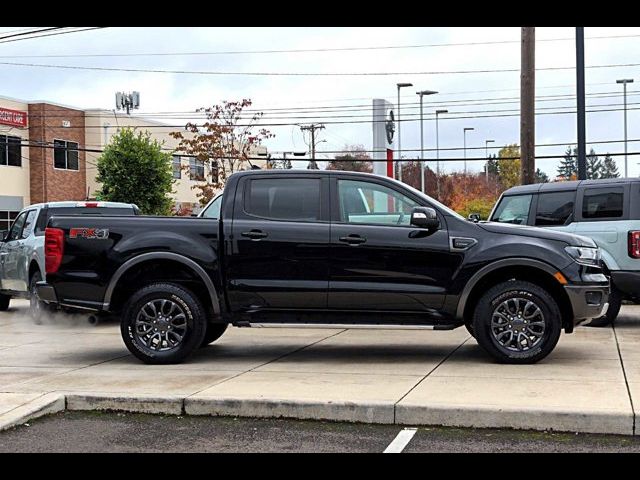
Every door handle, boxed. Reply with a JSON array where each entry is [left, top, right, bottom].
[[339, 234, 367, 245], [241, 230, 268, 240]]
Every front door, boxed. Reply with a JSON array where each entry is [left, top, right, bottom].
[[328, 177, 458, 315], [225, 174, 330, 312], [0, 210, 32, 292]]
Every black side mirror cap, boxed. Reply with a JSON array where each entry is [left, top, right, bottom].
[[468, 213, 481, 223], [410, 207, 440, 230]]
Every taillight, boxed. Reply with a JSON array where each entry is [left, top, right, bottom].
[[45, 228, 65, 274], [629, 231, 640, 259]]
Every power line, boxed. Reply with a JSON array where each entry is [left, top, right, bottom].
[[0, 27, 63, 42], [1, 60, 639, 76], [0, 27, 105, 45]]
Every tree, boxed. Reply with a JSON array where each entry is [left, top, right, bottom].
[[601, 154, 620, 178], [497, 144, 521, 189], [171, 99, 274, 206], [96, 128, 174, 216], [535, 168, 549, 183], [557, 146, 577, 180], [586, 148, 603, 180], [326, 144, 373, 173], [486, 155, 499, 178], [456, 197, 496, 221]]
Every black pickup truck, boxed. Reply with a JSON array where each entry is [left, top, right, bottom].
[[37, 170, 609, 364]]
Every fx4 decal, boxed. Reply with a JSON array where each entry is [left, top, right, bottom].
[[69, 228, 109, 240]]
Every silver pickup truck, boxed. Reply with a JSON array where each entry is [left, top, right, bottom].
[[0, 201, 139, 321]]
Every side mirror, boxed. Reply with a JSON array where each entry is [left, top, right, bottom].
[[410, 207, 440, 230], [468, 213, 481, 223]]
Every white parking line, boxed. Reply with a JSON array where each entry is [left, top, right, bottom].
[[383, 427, 418, 453]]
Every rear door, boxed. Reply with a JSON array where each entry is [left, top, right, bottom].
[[225, 174, 330, 312], [0, 209, 35, 291]]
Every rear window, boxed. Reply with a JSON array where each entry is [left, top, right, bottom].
[[535, 191, 575, 226], [491, 194, 532, 225], [245, 178, 321, 222], [582, 188, 624, 219], [36, 206, 136, 234]]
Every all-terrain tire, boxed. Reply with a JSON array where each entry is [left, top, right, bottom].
[[586, 287, 622, 328], [472, 280, 562, 364], [121, 283, 207, 364]]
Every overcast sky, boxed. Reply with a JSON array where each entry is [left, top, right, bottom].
[[1, 26, 639, 177]]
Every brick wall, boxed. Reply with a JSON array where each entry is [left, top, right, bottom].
[[29, 103, 86, 203]]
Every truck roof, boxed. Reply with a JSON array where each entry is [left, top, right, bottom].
[[501, 177, 639, 195], [232, 169, 384, 179]]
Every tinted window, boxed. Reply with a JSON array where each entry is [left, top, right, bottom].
[[582, 188, 624, 219], [245, 178, 320, 221], [535, 191, 575, 226], [20, 210, 37, 239], [53, 139, 79, 170], [201, 195, 222, 219], [338, 179, 418, 226], [7, 211, 27, 241], [1, 135, 22, 167], [491, 195, 532, 225]]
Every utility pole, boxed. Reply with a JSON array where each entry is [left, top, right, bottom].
[[520, 27, 536, 185], [576, 27, 587, 180], [300, 123, 325, 169], [617, 78, 634, 177]]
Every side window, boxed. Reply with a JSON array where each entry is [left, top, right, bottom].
[[337, 179, 418, 226], [201, 195, 223, 219], [20, 210, 37, 239], [245, 178, 321, 222], [535, 191, 575, 226], [6, 211, 27, 241], [582, 188, 624, 219], [491, 195, 532, 225]]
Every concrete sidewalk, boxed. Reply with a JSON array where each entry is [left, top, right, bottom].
[[0, 300, 638, 435]]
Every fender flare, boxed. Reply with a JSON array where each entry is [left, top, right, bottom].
[[103, 252, 220, 314], [455, 257, 559, 319]]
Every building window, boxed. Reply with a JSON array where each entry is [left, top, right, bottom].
[[189, 158, 205, 181], [0, 135, 22, 167], [172, 155, 182, 179], [211, 160, 219, 184], [54, 139, 79, 170], [0, 210, 20, 232]]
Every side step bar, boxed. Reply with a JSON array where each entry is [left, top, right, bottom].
[[235, 322, 460, 331]]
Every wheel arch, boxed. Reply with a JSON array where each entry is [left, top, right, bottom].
[[104, 252, 220, 317], [458, 258, 574, 332]]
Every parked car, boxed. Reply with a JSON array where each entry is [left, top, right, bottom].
[[37, 170, 609, 365], [0, 201, 140, 321], [488, 178, 640, 326]]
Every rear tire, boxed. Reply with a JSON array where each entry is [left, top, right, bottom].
[[29, 271, 47, 324], [586, 287, 622, 328], [200, 323, 228, 347], [0, 293, 9, 311], [121, 283, 207, 364], [472, 280, 562, 364]]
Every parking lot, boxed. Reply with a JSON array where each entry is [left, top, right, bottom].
[[0, 299, 639, 436]]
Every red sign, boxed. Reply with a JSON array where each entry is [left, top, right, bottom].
[[0, 107, 27, 128]]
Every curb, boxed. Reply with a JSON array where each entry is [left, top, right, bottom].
[[66, 393, 183, 415], [0, 393, 65, 431]]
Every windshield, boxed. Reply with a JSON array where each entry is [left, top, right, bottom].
[[490, 194, 533, 225], [200, 195, 223, 218]]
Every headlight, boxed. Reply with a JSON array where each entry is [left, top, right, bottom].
[[565, 246, 601, 266]]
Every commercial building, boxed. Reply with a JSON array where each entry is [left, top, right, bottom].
[[0, 95, 268, 223]]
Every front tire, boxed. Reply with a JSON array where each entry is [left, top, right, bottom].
[[29, 271, 47, 324], [472, 280, 562, 364], [121, 283, 207, 364], [586, 287, 622, 328], [0, 293, 9, 311]]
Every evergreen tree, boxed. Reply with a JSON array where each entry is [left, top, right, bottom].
[[557, 146, 577, 180], [586, 148, 603, 180], [485, 155, 499, 177], [535, 168, 549, 183], [601, 154, 620, 178]]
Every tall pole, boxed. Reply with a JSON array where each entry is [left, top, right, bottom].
[[521, 26, 536, 185], [416, 90, 437, 193], [617, 79, 634, 177], [485, 139, 494, 182], [463, 127, 474, 175], [396, 82, 413, 182], [576, 27, 587, 180], [435, 109, 447, 200], [300, 124, 324, 170]]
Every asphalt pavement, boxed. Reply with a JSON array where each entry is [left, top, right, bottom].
[[1, 411, 640, 453]]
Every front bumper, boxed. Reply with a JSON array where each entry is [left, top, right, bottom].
[[564, 284, 610, 322], [36, 281, 58, 304]]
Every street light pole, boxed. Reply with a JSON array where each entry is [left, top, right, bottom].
[[396, 82, 413, 182], [617, 78, 634, 177], [416, 90, 438, 193], [435, 109, 448, 200], [485, 139, 495, 181], [463, 127, 474, 174]]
